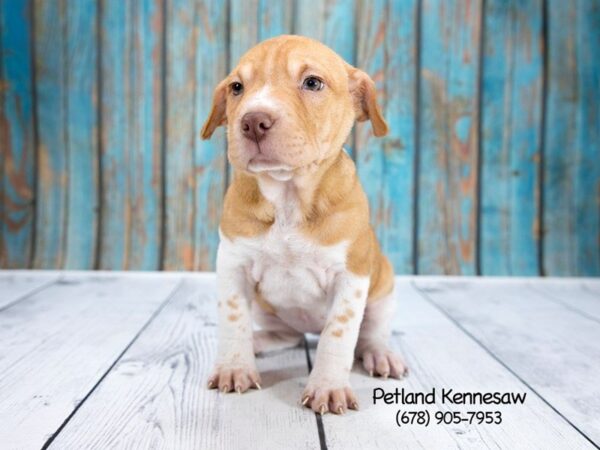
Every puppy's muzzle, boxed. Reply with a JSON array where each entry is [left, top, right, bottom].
[[241, 111, 275, 143]]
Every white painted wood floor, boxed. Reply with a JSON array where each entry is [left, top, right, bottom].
[[0, 271, 599, 450]]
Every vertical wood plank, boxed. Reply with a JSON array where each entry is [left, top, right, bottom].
[[64, 0, 98, 269], [322, 0, 356, 64], [418, 0, 482, 274], [382, 0, 418, 274], [294, 0, 325, 41], [258, 0, 293, 40], [355, 0, 417, 275], [164, 0, 196, 270], [0, 0, 36, 268], [33, 0, 67, 268], [544, 0, 600, 276], [164, 0, 228, 271], [193, 0, 228, 270], [480, 0, 543, 275], [294, 0, 358, 62], [230, 0, 259, 67], [100, 0, 163, 270]]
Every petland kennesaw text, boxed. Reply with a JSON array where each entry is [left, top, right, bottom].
[[373, 388, 527, 405]]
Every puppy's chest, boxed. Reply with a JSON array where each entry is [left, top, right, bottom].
[[239, 224, 347, 330]]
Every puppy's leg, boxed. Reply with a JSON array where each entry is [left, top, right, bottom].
[[207, 242, 260, 394], [301, 273, 369, 415], [356, 292, 408, 379], [252, 303, 303, 354]]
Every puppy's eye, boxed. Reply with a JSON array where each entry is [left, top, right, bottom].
[[302, 76, 324, 91], [230, 82, 244, 96]]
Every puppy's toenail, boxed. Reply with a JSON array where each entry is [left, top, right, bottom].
[[319, 405, 327, 415], [221, 385, 229, 393], [236, 386, 242, 394], [301, 396, 311, 406], [337, 406, 344, 415], [254, 381, 262, 390], [382, 372, 389, 379], [351, 401, 359, 410]]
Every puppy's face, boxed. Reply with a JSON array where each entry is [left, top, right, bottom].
[[202, 35, 388, 179]]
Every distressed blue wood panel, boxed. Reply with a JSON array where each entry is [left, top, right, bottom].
[[381, 0, 418, 274], [33, 0, 67, 268], [418, 0, 482, 275], [99, 0, 163, 269], [322, 0, 356, 64], [64, 0, 98, 269], [230, 0, 259, 66], [164, 0, 196, 270], [164, 0, 227, 270], [193, 0, 228, 269], [258, 0, 293, 40], [480, 0, 543, 275], [0, 0, 35, 268], [544, 0, 600, 276], [294, 0, 325, 40], [294, 0, 357, 63], [352, 0, 418, 274]]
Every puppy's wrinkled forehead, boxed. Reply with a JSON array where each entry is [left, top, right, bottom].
[[233, 37, 348, 89]]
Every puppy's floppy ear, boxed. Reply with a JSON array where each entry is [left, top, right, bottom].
[[347, 67, 389, 137], [201, 79, 228, 140]]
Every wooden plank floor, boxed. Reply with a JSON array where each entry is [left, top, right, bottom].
[[0, 272, 598, 450]]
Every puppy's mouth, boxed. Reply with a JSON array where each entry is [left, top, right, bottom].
[[247, 155, 294, 180]]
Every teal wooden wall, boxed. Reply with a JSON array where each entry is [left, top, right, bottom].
[[1, 0, 599, 275]]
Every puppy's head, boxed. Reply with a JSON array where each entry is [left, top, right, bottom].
[[201, 35, 388, 179]]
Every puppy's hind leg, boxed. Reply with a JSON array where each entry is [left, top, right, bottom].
[[251, 302, 303, 355], [355, 293, 408, 379]]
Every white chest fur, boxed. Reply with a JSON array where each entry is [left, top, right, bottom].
[[217, 176, 349, 333]]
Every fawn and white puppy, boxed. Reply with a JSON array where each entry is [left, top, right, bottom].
[[202, 35, 407, 415]]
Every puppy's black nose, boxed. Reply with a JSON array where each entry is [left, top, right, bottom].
[[241, 112, 274, 143]]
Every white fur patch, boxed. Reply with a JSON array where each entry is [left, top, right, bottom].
[[240, 86, 280, 116]]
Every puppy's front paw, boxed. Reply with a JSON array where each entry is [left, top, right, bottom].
[[359, 346, 408, 379], [207, 362, 261, 394], [301, 381, 359, 415]]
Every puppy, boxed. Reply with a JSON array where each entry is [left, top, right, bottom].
[[202, 35, 407, 415]]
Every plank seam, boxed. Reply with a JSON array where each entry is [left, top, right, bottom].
[[29, 0, 40, 269], [303, 336, 328, 450], [474, 0, 486, 276], [412, 0, 422, 275], [527, 283, 600, 326], [412, 281, 600, 449], [0, 276, 59, 314], [538, 0, 549, 277], [94, 0, 104, 270], [0, 2, 4, 268], [189, 0, 200, 270], [61, 0, 69, 270], [158, 0, 168, 270], [40, 277, 185, 450]]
